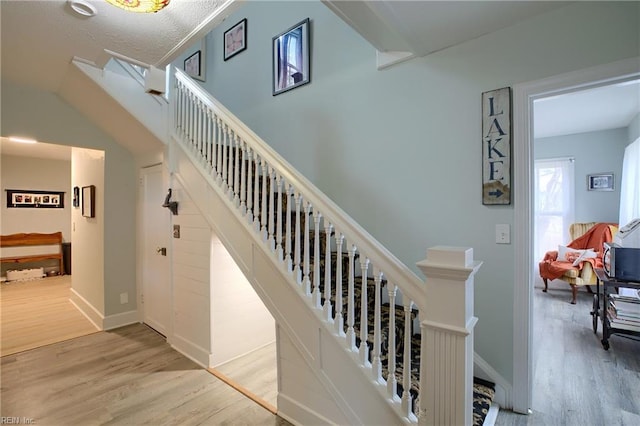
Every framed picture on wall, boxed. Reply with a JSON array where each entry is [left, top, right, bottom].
[[272, 18, 310, 96], [224, 18, 247, 61], [82, 185, 95, 218], [587, 173, 614, 191], [5, 189, 65, 208], [184, 38, 206, 81]]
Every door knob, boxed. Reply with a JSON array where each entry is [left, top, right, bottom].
[[156, 247, 167, 256]]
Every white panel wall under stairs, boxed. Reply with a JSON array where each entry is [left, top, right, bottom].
[[172, 142, 406, 425], [170, 180, 212, 366]]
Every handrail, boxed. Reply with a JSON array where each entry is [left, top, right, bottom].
[[172, 68, 424, 306], [171, 67, 428, 422]]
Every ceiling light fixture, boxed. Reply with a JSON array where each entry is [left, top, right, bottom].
[[8, 136, 38, 144], [104, 0, 170, 13], [68, 0, 97, 17]]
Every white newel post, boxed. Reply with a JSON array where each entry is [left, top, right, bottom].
[[416, 246, 482, 426]]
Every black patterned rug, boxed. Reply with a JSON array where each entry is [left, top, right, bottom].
[[473, 377, 496, 426]]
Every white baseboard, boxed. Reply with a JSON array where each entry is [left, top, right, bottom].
[[70, 288, 103, 330], [277, 393, 335, 426], [171, 334, 211, 368], [103, 310, 139, 330], [474, 352, 512, 409]]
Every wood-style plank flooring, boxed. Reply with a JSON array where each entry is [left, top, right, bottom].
[[1, 275, 99, 356], [1, 323, 291, 426], [495, 281, 640, 425], [210, 342, 278, 412]]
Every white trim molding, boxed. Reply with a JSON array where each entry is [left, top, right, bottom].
[[512, 56, 640, 414], [103, 310, 139, 331], [69, 288, 103, 330]]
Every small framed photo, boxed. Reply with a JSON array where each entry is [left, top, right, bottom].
[[82, 185, 95, 218], [587, 173, 614, 191], [224, 18, 247, 61], [272, 18, 310, 96], [184, 38, 206, 81], [184, 51, 202, 80]]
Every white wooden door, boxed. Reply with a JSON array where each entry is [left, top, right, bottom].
[[141, 164, 171, 336]]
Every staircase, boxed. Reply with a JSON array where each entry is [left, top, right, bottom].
[[169, 67, 493, 425]]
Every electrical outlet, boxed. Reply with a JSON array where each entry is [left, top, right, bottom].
[[120, 292, 128, 304], [496, 224, 510, 244]]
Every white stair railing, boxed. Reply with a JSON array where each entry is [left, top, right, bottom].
[[171, 67, 482, 424]]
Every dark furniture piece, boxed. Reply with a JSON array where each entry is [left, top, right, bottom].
[[592, 268, 640, 350]]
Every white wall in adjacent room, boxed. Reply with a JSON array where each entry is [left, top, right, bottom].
[[1, 155, 71, 239]]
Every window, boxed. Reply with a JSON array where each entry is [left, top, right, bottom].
[[619, 137, 640, 227], [534, 158, 575, 263]]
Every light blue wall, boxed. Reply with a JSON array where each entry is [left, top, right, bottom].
[[177, 1, 639, 383], [629, 113, 640, 143], [535, 128, 628, 224], [1, 81, 137, 317]]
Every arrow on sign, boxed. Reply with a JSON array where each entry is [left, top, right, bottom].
[[489, 189, 503, 198]]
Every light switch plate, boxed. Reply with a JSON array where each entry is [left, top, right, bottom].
[[496, 224, 510, 244]]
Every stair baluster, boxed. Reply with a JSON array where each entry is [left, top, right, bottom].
[[312, 211, 322, 309], [359, 257, 370, 365], [401, 301, 414, 418], [260, 160, 268, 241], [216, 116, 222, 178], [302, 200, 312, 296], [240, 141, 247, 215], [293, 192, 302, 284], [334, 232, 345, 335], [268, 167, 276, 251], [246, 149, 254, 223], [346, 243, 358, 351], [372, 269, 383, 382], [233, 133, 240, 205], [285, 185, 293, 273], [196, 98, 202, 161], [252, 155, 261, 232], [275, 174, 284, 262], [386, 283, 399, 400], [323, 221, 334, 322]]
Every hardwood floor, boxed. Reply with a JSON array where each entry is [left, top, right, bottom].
[[1, 275, 99, 356], [1, 323, 291, 426], [209, 342, 278, 413], [495, 282, 640, 425]]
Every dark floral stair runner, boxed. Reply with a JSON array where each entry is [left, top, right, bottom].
[[256, 173, 496, 425]]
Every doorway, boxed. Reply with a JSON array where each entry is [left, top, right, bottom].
[[141, 164, 171, 336], [513, 57, 640, 413]]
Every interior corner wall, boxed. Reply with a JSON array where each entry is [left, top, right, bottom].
[[534, 128, 628, 223], [629, 113, 640, 143], [72, 147, 105, 313], [0, 155, 71, 240], [182, 1, 639, 383], [1, 80, 137, 318]]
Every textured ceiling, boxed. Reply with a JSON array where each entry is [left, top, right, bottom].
[[0, 0, 235, 92]]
